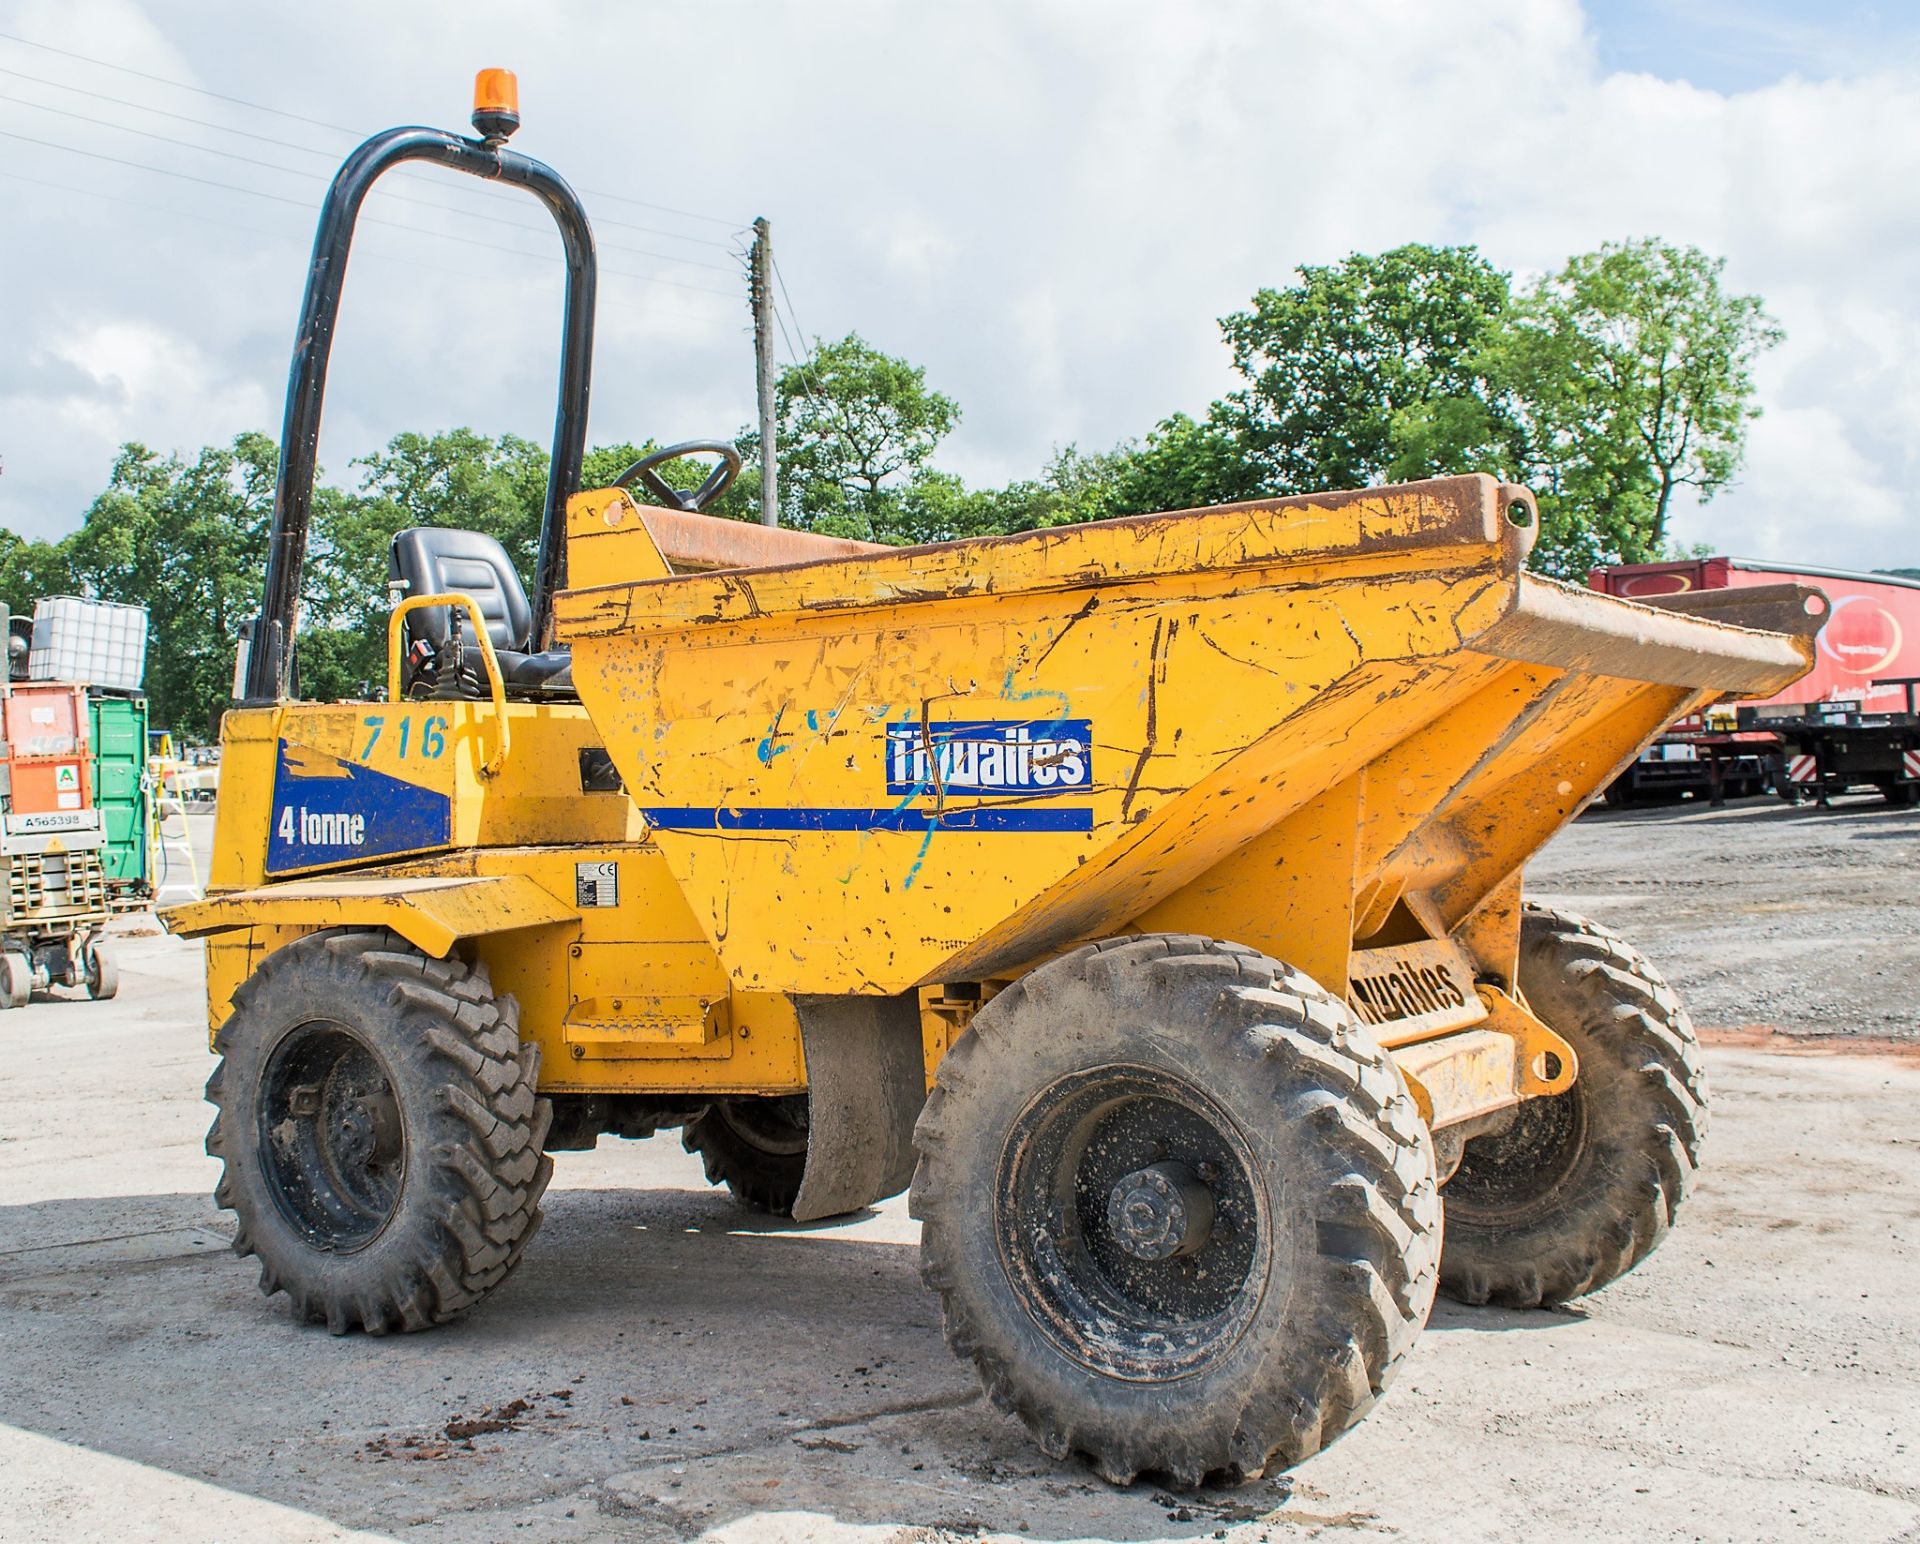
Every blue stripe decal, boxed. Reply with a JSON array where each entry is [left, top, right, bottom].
[[638, 806, 1094, 833]]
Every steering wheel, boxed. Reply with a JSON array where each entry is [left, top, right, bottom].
[[613, 440, 743, 513]]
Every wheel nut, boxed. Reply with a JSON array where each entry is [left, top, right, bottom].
[[1105, 1162, 1214, 1261]]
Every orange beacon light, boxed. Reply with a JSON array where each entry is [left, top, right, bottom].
[[472, 69, 520, 142]]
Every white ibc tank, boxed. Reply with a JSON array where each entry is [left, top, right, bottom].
[[28, 596, 149, 691]]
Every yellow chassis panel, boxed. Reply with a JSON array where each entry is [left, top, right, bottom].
[[168, 873, 576, 957]]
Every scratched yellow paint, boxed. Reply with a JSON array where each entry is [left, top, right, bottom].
[[555, 476, 1809, 996], [171, 471, 1817, 1119]]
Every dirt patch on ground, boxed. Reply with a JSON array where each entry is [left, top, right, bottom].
[[1697, 1026, 1920, 1058]]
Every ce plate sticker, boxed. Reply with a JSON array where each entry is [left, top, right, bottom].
[[576, 860, 619, 908]]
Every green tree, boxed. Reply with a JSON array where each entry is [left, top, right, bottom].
[[1497, 239, 1781, 575], [775, 333, 961, 540], [62, 434, 281, 737], [305, 429, 551, 692], [1215, 244, 1520, 495], [1092, 413, 1265, 519], [344, 427, 548, 574], [303, 428, 771, 693], [0, 530, 80, 620]]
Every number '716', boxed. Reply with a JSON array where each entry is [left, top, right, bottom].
[[360, 714, 448, 761]]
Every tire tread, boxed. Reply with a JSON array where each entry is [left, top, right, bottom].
[[912, 934, 1440, 1485], [205, 927, 551, 1333]]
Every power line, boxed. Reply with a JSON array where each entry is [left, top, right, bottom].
[[0, 97, 742, 273], [0, 63, 744, 249], [0, 126, 314, 205], [770, 255, 835, 394], [0, 127, 745, 295], [0, 27, 356, 133], [0, 166, 291, 242], [579, 188, 745, 230], [769, 255, 841, 405], [770, 254, 818, 353], [6, 94, 340, 177], [2, 168, 740, 329], [0, 63, 338, 156], [0, 28, 748, 230], [763, 257, 871, 478]]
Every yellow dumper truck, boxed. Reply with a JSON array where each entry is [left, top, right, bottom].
[[166, 78, 1822, 1486]]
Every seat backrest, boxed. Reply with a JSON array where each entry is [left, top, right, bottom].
[[389, 528, 532, 654]]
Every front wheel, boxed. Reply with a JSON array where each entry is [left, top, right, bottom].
[[1439, 907, 1706, 1308], [205, 929, 552, 1334], [912, 935, 1439, 1487]]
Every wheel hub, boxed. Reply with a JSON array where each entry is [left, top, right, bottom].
[[259, 1022, 405, 1251], [995, 1065, 1267, 1382], [331, 1090, 398, 1170], [1106, 1162, 1214, 1260]]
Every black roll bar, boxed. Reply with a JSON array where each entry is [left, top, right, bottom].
[[243, 124, 596, 704]]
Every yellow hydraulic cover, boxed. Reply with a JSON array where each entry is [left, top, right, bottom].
[[554, 474, 1814, 996]]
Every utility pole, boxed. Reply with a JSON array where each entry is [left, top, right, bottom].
[[749, 216, 778, 527]]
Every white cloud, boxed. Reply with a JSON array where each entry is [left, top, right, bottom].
[[0, 0, 1913, 571]]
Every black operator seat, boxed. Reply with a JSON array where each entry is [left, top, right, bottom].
[[388, 528, 573, 695]]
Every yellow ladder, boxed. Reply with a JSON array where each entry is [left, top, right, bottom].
[[148, 733, 203, 904]]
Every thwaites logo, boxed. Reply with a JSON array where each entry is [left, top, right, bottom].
[[1348, 952, 1473, 1026], [885, 719, 1093, 797]]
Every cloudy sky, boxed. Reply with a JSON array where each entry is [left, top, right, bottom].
[[2, 0, 1917, 568]]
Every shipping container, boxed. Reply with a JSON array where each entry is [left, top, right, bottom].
[[1592, 557, 1920, 805], [1593, 558, 1920, 714]]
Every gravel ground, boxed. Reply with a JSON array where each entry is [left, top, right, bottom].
[[1, 801, 1916, 1542], [1532, 791, 1920, 1039]]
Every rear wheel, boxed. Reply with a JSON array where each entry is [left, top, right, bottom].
[[912, 935, 1439, 1486], [86, 940, 119, 1000], [205, 928, 552, 1333], [1439, 906, 1706, 1308], [0, 951, 29, 1008], [682, 1095, 809, 1215]]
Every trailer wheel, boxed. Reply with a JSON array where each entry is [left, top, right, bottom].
[[205, 928, 552, 1334], [681, 1095, 809, 1215], [912, 935, 1439, 1487], [1439, 906, 1705, 1308], [0, 951, 27, 1009], [85, 941, 119, 1001]]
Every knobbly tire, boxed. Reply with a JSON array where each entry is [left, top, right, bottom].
[[911, 934, 1440, 1487], [204, 928, 553, 1334], [1439, 906, 1707, 1308], [682, 1095, 809, 1215]]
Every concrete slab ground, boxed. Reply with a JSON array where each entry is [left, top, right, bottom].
[[1, 799, 1916, 1542]]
